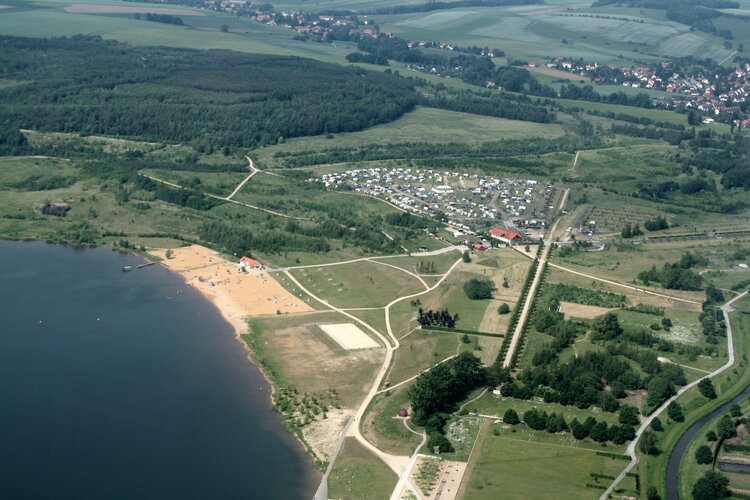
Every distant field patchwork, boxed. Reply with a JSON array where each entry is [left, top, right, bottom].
[[64, 4, 204, 15]]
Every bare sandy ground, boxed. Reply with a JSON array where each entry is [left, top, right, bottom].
[[151, 245, 312, 334], [64, 4, 203, 15], [319, 323, 380, 350], [559, 301, 615, 319], [303, 409, 352, 462]]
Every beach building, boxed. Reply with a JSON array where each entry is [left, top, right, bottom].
[[239, 256, 263, 269]]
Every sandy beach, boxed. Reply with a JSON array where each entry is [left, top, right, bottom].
[[151, 245, 313, 335]]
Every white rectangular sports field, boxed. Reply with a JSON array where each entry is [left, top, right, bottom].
[[319, 323, 380, 350]]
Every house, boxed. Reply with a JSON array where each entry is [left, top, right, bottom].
[[490, 228, 522, 244], [239, 256, 263, 269]]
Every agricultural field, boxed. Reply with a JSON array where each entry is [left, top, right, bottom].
[[373, 0, 736, 66]]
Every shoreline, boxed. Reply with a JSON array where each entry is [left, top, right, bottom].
[[149, 245, 326, 470]]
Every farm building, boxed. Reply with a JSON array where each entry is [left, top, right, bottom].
[[490, 228, 522, 244], [239, 256, 263, 269]]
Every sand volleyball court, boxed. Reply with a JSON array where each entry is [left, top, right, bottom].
[[319, 323, 380, 350]]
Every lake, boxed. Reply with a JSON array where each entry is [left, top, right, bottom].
[[0, 240, 318, 499]]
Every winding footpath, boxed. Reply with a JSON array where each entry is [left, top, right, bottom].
[[599, 291, 749, 500], [282, 247, 466, 500], [141, 156, 303, 220]]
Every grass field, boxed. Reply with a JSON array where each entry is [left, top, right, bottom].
[[414, 415, 484, 463], [386, 330, 463, 387], [461, 426, 630, 500], [289, 260, 425, 309], [252, 106, 566, 168], [374, 252, 461, 276], [327, 437, 398, 500]]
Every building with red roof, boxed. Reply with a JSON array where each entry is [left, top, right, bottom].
[[239, 256, 263, 269], [490, 228, 522, 244]]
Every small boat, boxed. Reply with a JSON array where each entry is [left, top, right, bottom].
[[122, 266, 133, 272]]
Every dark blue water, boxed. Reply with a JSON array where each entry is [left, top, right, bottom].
[[0, 241, 317, 499]]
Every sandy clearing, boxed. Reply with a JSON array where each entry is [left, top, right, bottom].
[[320, 323, 380, 350], [151, 245, 312, 333], [303, 409, 352, 462], [64, 4, 204, 15], [559, 301, 615, 319]]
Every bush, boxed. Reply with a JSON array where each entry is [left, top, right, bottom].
[[463, 278, 494, 300], [498, 303, 511, 315]]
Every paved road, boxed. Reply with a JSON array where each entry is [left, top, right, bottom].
[[599, 290, 749, 500]]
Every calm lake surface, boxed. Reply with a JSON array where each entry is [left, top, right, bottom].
[[0, 240, 317, 499]]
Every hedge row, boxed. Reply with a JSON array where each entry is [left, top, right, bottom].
[[497, 257, 539, 363], [595, 451, 630, 461], [509, 260, 548, 369], [420, 325, 504, 338], [724, 443, 750, 453]]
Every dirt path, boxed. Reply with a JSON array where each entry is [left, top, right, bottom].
[[141, 173, 301, 220], [283, 254, 464, 481], [369, 258, 430, 290], [224, 156, 258, 200], [377, 354, 458, 395], [548, 262, 703, 306]]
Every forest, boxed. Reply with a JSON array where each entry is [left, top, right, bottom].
[[0, 35, 418, 152]]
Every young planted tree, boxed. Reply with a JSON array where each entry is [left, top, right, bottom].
[[503, 408, 520, 425], [667, 402, 685, 423], [698, 378, 717, 399], [695, 445, 713, 465]]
